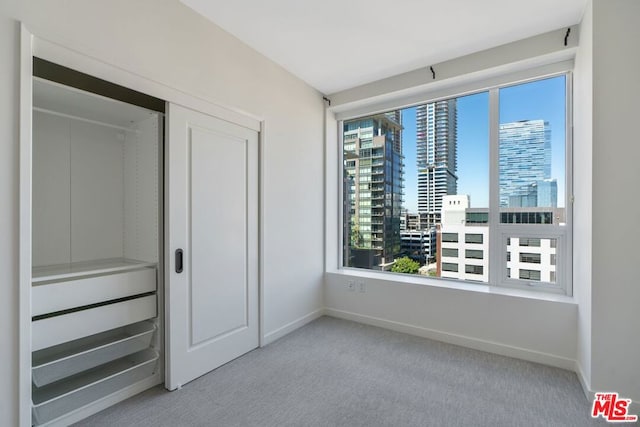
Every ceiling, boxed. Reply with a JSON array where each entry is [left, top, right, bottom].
[[180, 0, 588, 95]]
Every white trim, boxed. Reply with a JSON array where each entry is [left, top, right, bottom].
[[336, 120, 344, 271], [262, 309, 325, 346], [18, 23, 33, 427], [488, 88, 500, 287], [565, 72, 574, 297], [258, 120, 266, 348], [324, 112, 341, 273], [498, 228, 567, 294], [325, 308, 576, 370], [575, 360, 593, 402], [322, 105, 327, 274], [162, 102, 172, 390]]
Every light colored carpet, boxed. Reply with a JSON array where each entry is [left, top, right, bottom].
[[76, 316, 607, 426]]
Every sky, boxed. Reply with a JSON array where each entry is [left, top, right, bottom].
[[400, 75, 566, 212]]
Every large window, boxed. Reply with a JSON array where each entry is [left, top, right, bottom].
[[341, 74, 570, 294]]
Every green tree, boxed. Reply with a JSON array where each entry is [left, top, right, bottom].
[[391, 257, 420, 275]]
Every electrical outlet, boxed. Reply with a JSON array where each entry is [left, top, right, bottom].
[[358, 282, 366, 293], [347, 280, 356, 292]]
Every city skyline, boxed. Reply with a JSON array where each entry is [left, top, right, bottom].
[[401, 75, 566, 213], [343, 75, 567, 271]]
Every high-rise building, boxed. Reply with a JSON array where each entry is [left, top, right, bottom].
[[499, 120, 554, 207], [416, 100, 458, 225], [343, 113, 403, 269]]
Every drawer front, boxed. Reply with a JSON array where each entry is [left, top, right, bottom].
[[32, 295, 157, 351], [33, 268, 156, 316]]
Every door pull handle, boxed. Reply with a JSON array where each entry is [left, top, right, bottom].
[[175, 249, 184, 273]]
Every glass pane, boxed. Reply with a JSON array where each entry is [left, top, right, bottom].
[[343, 92, 489, 284], [437, 92, 489, 283], [499, 76, 566, 225], [343, 113, 403, 270], [506, 236, 558, 284]]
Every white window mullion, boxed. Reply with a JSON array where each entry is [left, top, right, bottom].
[[337, 120, 345, 270], [488, 88, 501, 286], [565, 74, 574, 296]]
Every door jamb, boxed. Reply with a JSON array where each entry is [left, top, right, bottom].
[[18, 23, 33, 427]]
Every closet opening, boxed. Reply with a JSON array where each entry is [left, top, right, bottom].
[[30, 58, 165, 425]]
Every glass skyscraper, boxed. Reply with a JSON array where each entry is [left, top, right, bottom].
[[343, 113, 403, 269], [499, 119, 555, 208], [416, 100, 458, 225]]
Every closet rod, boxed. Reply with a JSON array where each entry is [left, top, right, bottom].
[[33, 107, 141, 134]]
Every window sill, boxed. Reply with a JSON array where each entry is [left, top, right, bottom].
[[326, 268, 576, 305]]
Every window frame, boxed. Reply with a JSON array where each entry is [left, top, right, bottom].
[[501, 229, 565, 292], [335, 67, 573, 296]]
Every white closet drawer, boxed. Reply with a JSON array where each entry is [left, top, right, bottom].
[[32, 348, 159, 425], [33, 267, 156, 316], [32, 321, 156, 387], [32, 295, 157, 352]]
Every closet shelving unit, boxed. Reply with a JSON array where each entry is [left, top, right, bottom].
[[30, 74, 164, 425]]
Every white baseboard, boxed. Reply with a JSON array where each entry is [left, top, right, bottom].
[[575, 361, 640, 418], [262, 308, 325, 346], [574, 360, 593, 402], [325, 308, 576, 371]]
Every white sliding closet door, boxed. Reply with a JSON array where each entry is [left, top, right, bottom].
[[166, 103, 259, 390]]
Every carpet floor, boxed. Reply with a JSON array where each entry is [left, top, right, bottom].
[[76, 316, 609, 426]]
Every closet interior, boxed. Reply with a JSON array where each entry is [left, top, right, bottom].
[[30, 71, 164, 425]]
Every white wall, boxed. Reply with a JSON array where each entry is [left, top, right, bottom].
[[32, 111, 72, 266], [326, 273, 577, 368], [573, 0, 593, 395], [69, 120, 125, 262], [0, 1, 325, 424], [590, 0, 640, 405]]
